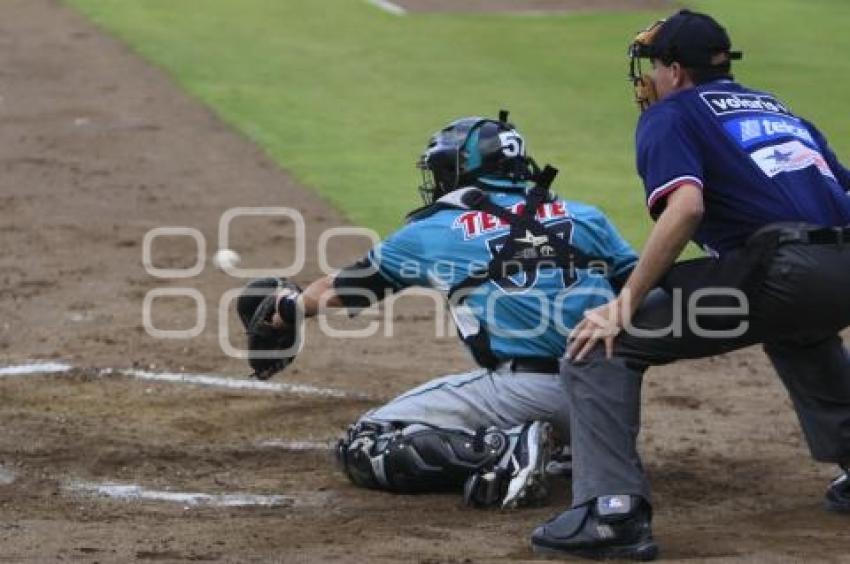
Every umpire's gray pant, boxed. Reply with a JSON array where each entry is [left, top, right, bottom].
[[566, 240, 850, 507], [361, 364, 571, 439]]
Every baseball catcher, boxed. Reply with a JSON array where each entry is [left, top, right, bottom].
[[238, 111, 637, 508]]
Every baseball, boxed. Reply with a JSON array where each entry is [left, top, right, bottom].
[[213, 248, 241, 270]]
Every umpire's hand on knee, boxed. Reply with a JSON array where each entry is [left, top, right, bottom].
[[568, 297, 630, 362]]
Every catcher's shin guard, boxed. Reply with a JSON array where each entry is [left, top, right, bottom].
[[335, 421, 509, 493]]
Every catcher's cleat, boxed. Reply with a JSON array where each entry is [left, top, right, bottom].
[[546, 444, 573, 478], [501, 421, 552, 509], [463, 421, 552, 509], [463, 467, 509, 508], [825, 464, 850, 513], [531, 496, 658, 561]]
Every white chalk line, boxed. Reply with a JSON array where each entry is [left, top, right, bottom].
[[363, 1, 592, 18], [0, 361, 368, 399], [0, 466, 17, 486], [256, 439, 335, 451], [365, 0, 406, 16], [116, 368, 363, 398], [0, 362, 73, 376], [67, 481, 297, 508]]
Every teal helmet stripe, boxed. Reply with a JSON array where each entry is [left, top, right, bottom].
[[463, 128, 483, 172]]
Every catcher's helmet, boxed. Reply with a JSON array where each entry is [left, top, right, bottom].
[[417, 110, 537, 205]]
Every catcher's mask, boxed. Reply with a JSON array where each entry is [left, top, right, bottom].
[[417, 110, 539, 205], [628, 10, 742, 112]]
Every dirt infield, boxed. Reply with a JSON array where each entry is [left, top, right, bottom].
[[0, 0, 847, 562]]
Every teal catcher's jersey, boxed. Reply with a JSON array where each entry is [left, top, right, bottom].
[[367, 191, 637, 360]]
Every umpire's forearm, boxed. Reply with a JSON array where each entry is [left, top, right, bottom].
[[622, 184, 704, 309]]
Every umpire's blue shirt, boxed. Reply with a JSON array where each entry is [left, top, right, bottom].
[[367, 191, 637, 361], [637, 80, 850, 254]]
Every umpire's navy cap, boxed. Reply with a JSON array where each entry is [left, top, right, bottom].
[[647, 10, 742, 68]]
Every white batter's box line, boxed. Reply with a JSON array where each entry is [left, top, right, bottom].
[[0, 466, 17, 486], [0, 362, 73, 376], [115, 368, 371, 399], [365, 0, 406, 16], [256, 439, 336, 450], [0, 361, 373, 400], [66, 481, 302, 508]]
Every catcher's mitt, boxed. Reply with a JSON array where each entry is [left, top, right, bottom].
[[236, 277, 303, 380]]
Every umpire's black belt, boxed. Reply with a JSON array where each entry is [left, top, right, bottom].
[[509, 358, 560, 374], [776, 225, 850, 246]]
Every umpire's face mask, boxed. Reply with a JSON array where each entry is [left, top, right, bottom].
[[628, 19, 664, 112]]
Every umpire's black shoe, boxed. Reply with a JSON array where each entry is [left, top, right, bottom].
[[531, 495, 658, 561], [825, 465, 850, 513]]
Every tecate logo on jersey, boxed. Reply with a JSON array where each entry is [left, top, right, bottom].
[[700, 92, 791, 117], [453, 201, 569, 240]]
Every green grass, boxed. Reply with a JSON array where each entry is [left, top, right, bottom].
[[66, 0, 850, 245]]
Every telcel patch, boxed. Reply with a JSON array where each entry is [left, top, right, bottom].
[[724, 115, 816, 149]]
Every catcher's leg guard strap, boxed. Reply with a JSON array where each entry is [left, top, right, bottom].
[[336, 422, 509, 493]]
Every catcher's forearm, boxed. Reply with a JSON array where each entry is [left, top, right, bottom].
[[298, 274, 343, 317], [291, 256, 397, 318]]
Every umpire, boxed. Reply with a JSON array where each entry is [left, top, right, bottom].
[[531, 9, 850, 560]]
